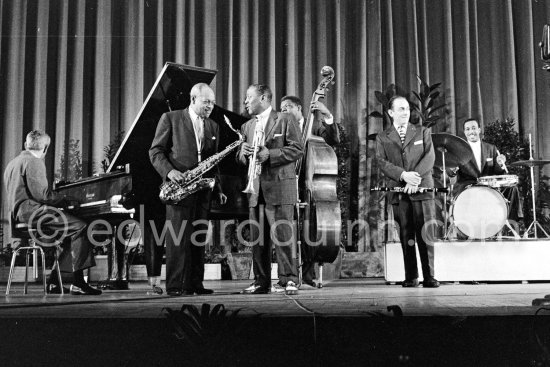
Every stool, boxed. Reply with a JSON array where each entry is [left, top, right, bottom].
[[6, 215, 63, 295]]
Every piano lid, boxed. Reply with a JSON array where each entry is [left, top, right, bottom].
[[107, 62, 249, 216], [108, 62, 218, 173]]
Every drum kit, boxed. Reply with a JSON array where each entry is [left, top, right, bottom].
[[432, 133, 550, 240]]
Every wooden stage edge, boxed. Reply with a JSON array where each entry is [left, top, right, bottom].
[[2, 279, 550, 318], [3, 279, 550, 366]]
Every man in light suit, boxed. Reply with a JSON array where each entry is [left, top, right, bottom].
[[238, 84, 303, 295], [280, 96, 339, 288], [149, 83, 226, 297], [375, 95, 439, 288]]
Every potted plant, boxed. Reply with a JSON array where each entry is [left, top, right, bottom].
[[223, 220, 253, 280]]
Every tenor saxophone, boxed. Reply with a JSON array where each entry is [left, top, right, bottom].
[[159, 116, 243, 205]]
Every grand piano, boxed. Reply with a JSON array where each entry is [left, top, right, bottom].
[[54, 62, 249, 286]]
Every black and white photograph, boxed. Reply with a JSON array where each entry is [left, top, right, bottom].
[[2, 0, 550, 365]]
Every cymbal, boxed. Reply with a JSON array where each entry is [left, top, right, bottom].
[[431, 133, 473, 168], [510, 159, 550, 167]]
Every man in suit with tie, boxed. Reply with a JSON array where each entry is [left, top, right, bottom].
[[150, 83, 226, 297], [280, 95, 339, 288], [375, 95, 439, 288], [452, 118, 522, 221], [238, 84, 303, 295]]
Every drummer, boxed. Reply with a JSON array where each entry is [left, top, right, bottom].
[[450, 118, 523, 222]]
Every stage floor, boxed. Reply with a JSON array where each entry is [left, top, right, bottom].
[[0, 278, 549, 318], [3, 279, 550, 366]]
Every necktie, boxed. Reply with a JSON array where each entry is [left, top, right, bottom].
[[195, 117, 204, 141], [194, 117, 204, 161], [398, 125, 406, 144]]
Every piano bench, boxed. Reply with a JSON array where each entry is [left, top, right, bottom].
[[6, 218, 63, 295]]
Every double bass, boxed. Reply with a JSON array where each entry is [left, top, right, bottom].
[[296, 66, 341, 269]]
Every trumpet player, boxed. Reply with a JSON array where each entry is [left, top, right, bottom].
[[238, 84, 303, 295], [150, 83, 227, 297]]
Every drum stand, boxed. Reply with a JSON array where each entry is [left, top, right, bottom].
[[438, 147, 451, 240], [523, 135, 550, 239]]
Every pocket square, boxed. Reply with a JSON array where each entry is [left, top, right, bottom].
[[274, 133, 283, 137], [414, 140, 423, 145], [486, 158, 492, 161], [212, 136, 216, 140]]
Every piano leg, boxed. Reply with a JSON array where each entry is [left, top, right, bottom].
[[144, 218, 164, 295], [99, 225, 129, 290]]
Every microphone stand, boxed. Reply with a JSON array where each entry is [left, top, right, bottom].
[[524, 134, 550, 239]]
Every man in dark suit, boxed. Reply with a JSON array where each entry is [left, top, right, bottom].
[[238, 84, 303, 295], [375, 96, 439, 288], [452, 118, 522, 222], [280, 96, 340, 146], [280, 96, 339, 288], [3, 130, 102, 295], [149, 83, 226, 297]]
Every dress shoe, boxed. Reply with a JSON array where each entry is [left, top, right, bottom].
[[402, 279, 420, 288], [47, 284, 70, 294], [167, 288, 183, 297], [271, 283, 285, 293], [285, 281, 299, 295], [302, 280, 317, 288], [70, 283, 102, 295], [193, 288, 214, 295], [423, 278, 440, 288], [242, 283, 270, 294], [146, 285, 164, 295]]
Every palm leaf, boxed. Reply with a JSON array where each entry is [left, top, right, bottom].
[[429, 82, 442, 91]]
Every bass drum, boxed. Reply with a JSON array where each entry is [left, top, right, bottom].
[[451, 185, 508, 239]]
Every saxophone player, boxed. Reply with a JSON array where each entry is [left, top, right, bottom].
[[238, 84, 303, 295], [149, 83, 226, 297]]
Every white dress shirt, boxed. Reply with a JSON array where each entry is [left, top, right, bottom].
[[189, 108, 204, 161], [468, 140, 482, 171], [254, 106, 272, 145]]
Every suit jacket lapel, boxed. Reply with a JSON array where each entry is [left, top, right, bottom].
[[386, 126, 402, 147], [183, 109, 199, 153], [264, 110, 278, 138], [201, 118, 214, 153], [402, 124, 416, 148], [480, 141, 488, 173]]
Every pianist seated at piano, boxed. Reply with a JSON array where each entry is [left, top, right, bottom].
[[3, 130, 102, 295]]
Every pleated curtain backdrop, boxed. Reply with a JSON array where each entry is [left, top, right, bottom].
[[2, 0, 550, 258]]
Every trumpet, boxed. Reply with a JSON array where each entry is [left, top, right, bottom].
[[243, 124, 264, 194]]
